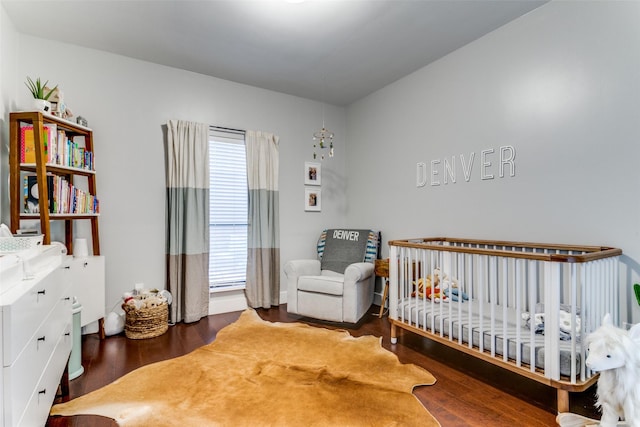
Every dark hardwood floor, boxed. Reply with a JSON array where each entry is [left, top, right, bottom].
[[47, 305, 601, 427]]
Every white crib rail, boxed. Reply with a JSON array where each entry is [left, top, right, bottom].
[[389, 238, 621, 388]]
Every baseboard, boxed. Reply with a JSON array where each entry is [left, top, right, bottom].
[[209, 289, 247, 315], [208, 289, 290, 315]]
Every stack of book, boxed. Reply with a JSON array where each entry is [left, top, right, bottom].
[[23, 175, 99, 215], [20, 124, 95, 170]]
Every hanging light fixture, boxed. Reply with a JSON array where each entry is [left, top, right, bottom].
[[313, 102, 334, 160]]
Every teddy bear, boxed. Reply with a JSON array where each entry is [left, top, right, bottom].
[[412, 273, 449, 303]]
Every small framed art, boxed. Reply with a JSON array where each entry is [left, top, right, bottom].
[[304, 188, 321, 212], [304, 162, 321, 186]]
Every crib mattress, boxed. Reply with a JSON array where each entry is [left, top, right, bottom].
[[397, 299, 582, 378]]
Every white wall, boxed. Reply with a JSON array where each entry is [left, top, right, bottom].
[[0, 2, 18, 223], [0, 28, 347, 314], [346, 1, 640, 322]]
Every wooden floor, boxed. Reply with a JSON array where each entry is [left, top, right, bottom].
[[47, 304, 601, 427]]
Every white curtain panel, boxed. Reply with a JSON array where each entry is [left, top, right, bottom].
[[245, 130, 280, 308], [165, 119, 210, 323]]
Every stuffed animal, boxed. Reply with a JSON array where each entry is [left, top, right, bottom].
[[412, 277, 448, 303], [433, 268, 469, 302], [441, 277, 469, 302], [584, 314, 640, 427], [143, 296, 165, 308]]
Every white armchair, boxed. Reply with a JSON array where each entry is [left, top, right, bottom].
[[285, 229, 380, 323]]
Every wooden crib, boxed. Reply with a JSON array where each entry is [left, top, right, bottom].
[[388, 237, 622, 412]]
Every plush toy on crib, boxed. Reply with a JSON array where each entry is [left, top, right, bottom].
[[432, 268, 469, 302], [412, 277, 448, 302], [556, 313, 640, 427]]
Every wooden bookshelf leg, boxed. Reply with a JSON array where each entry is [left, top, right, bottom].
[[557, 389, 569, 413], [98, 317, 105, 340]]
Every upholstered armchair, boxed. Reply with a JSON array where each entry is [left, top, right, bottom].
[[285, 229, 380, 323]]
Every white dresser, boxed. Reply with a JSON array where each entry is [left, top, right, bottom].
[[0, 247, 73, 427], [65, 255, 105, 330]]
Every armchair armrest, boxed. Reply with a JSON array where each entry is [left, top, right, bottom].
[[284, 259, 321, 278], [344, 262, 374, 284], [342, 262, 376, 323]]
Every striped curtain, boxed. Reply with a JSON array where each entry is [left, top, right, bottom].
[[165, 120, 210, 323], [245, 131, 280, 308]]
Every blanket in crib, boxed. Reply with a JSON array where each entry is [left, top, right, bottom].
[[522, 304, 581, 341]]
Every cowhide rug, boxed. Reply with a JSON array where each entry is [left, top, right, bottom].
[[51, 309, 439, 426]]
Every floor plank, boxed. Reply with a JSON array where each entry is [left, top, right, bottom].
[[46, 305, 601, 426]]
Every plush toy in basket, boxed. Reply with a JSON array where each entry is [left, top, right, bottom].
[[122, 290, 169, 339]]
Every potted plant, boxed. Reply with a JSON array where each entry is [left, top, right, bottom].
[[25, 76, 57, 113]]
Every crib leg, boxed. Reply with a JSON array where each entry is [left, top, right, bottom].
[[557, 389, 569, 413], [391, 323, 398, 344]]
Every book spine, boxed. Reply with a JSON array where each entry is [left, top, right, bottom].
[[23, 175, 29, 212]]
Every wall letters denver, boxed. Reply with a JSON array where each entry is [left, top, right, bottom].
[[416, 145, 516, 187]]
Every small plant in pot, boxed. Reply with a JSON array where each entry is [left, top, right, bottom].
[[25, 77, 57, 113]]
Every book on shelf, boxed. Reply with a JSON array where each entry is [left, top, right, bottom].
[[20, 123, 95, 171], [24, 174, 54, 213], [23, 174, 99, 215], [43, 123, 57, 164], [21, 126, 35, 163], [20, 125, 56, 164]]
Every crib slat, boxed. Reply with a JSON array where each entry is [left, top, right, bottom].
[[502, 257, 508, 362], [515, 258, 522, 368], [528, 260, 536, 374], [569, 262, 577, 384], [478, 255, 485, 353], [467, 252, 474, 350], [543, 261, 561, 381]]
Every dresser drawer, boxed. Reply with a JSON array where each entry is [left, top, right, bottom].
[[12, 323, 72, 427], [3, 298, 72, 426], [2, 265, 71, 365]]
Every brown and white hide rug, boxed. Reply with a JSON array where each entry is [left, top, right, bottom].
[[51, 309, 439, 426]]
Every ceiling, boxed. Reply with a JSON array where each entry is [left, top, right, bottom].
[[2, 0, 546, 106]]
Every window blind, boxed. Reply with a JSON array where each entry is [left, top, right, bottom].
[[209, 128, 247, 288]]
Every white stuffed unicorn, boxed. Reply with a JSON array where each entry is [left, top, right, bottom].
[[558, 314, 640, 427]]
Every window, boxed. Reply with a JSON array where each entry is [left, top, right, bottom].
[[209, 128, 247, 290]]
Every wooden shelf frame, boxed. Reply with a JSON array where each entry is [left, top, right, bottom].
[[9, 111, 100, 255]]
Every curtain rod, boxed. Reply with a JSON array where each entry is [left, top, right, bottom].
[[210, 125, 245, 134]]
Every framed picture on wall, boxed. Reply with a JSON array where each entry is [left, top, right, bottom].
[[304, 162, 321, 186], [305, 188, 321, 212]]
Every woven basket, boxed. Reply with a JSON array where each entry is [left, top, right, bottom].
[[122, 301, 169, 339]]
